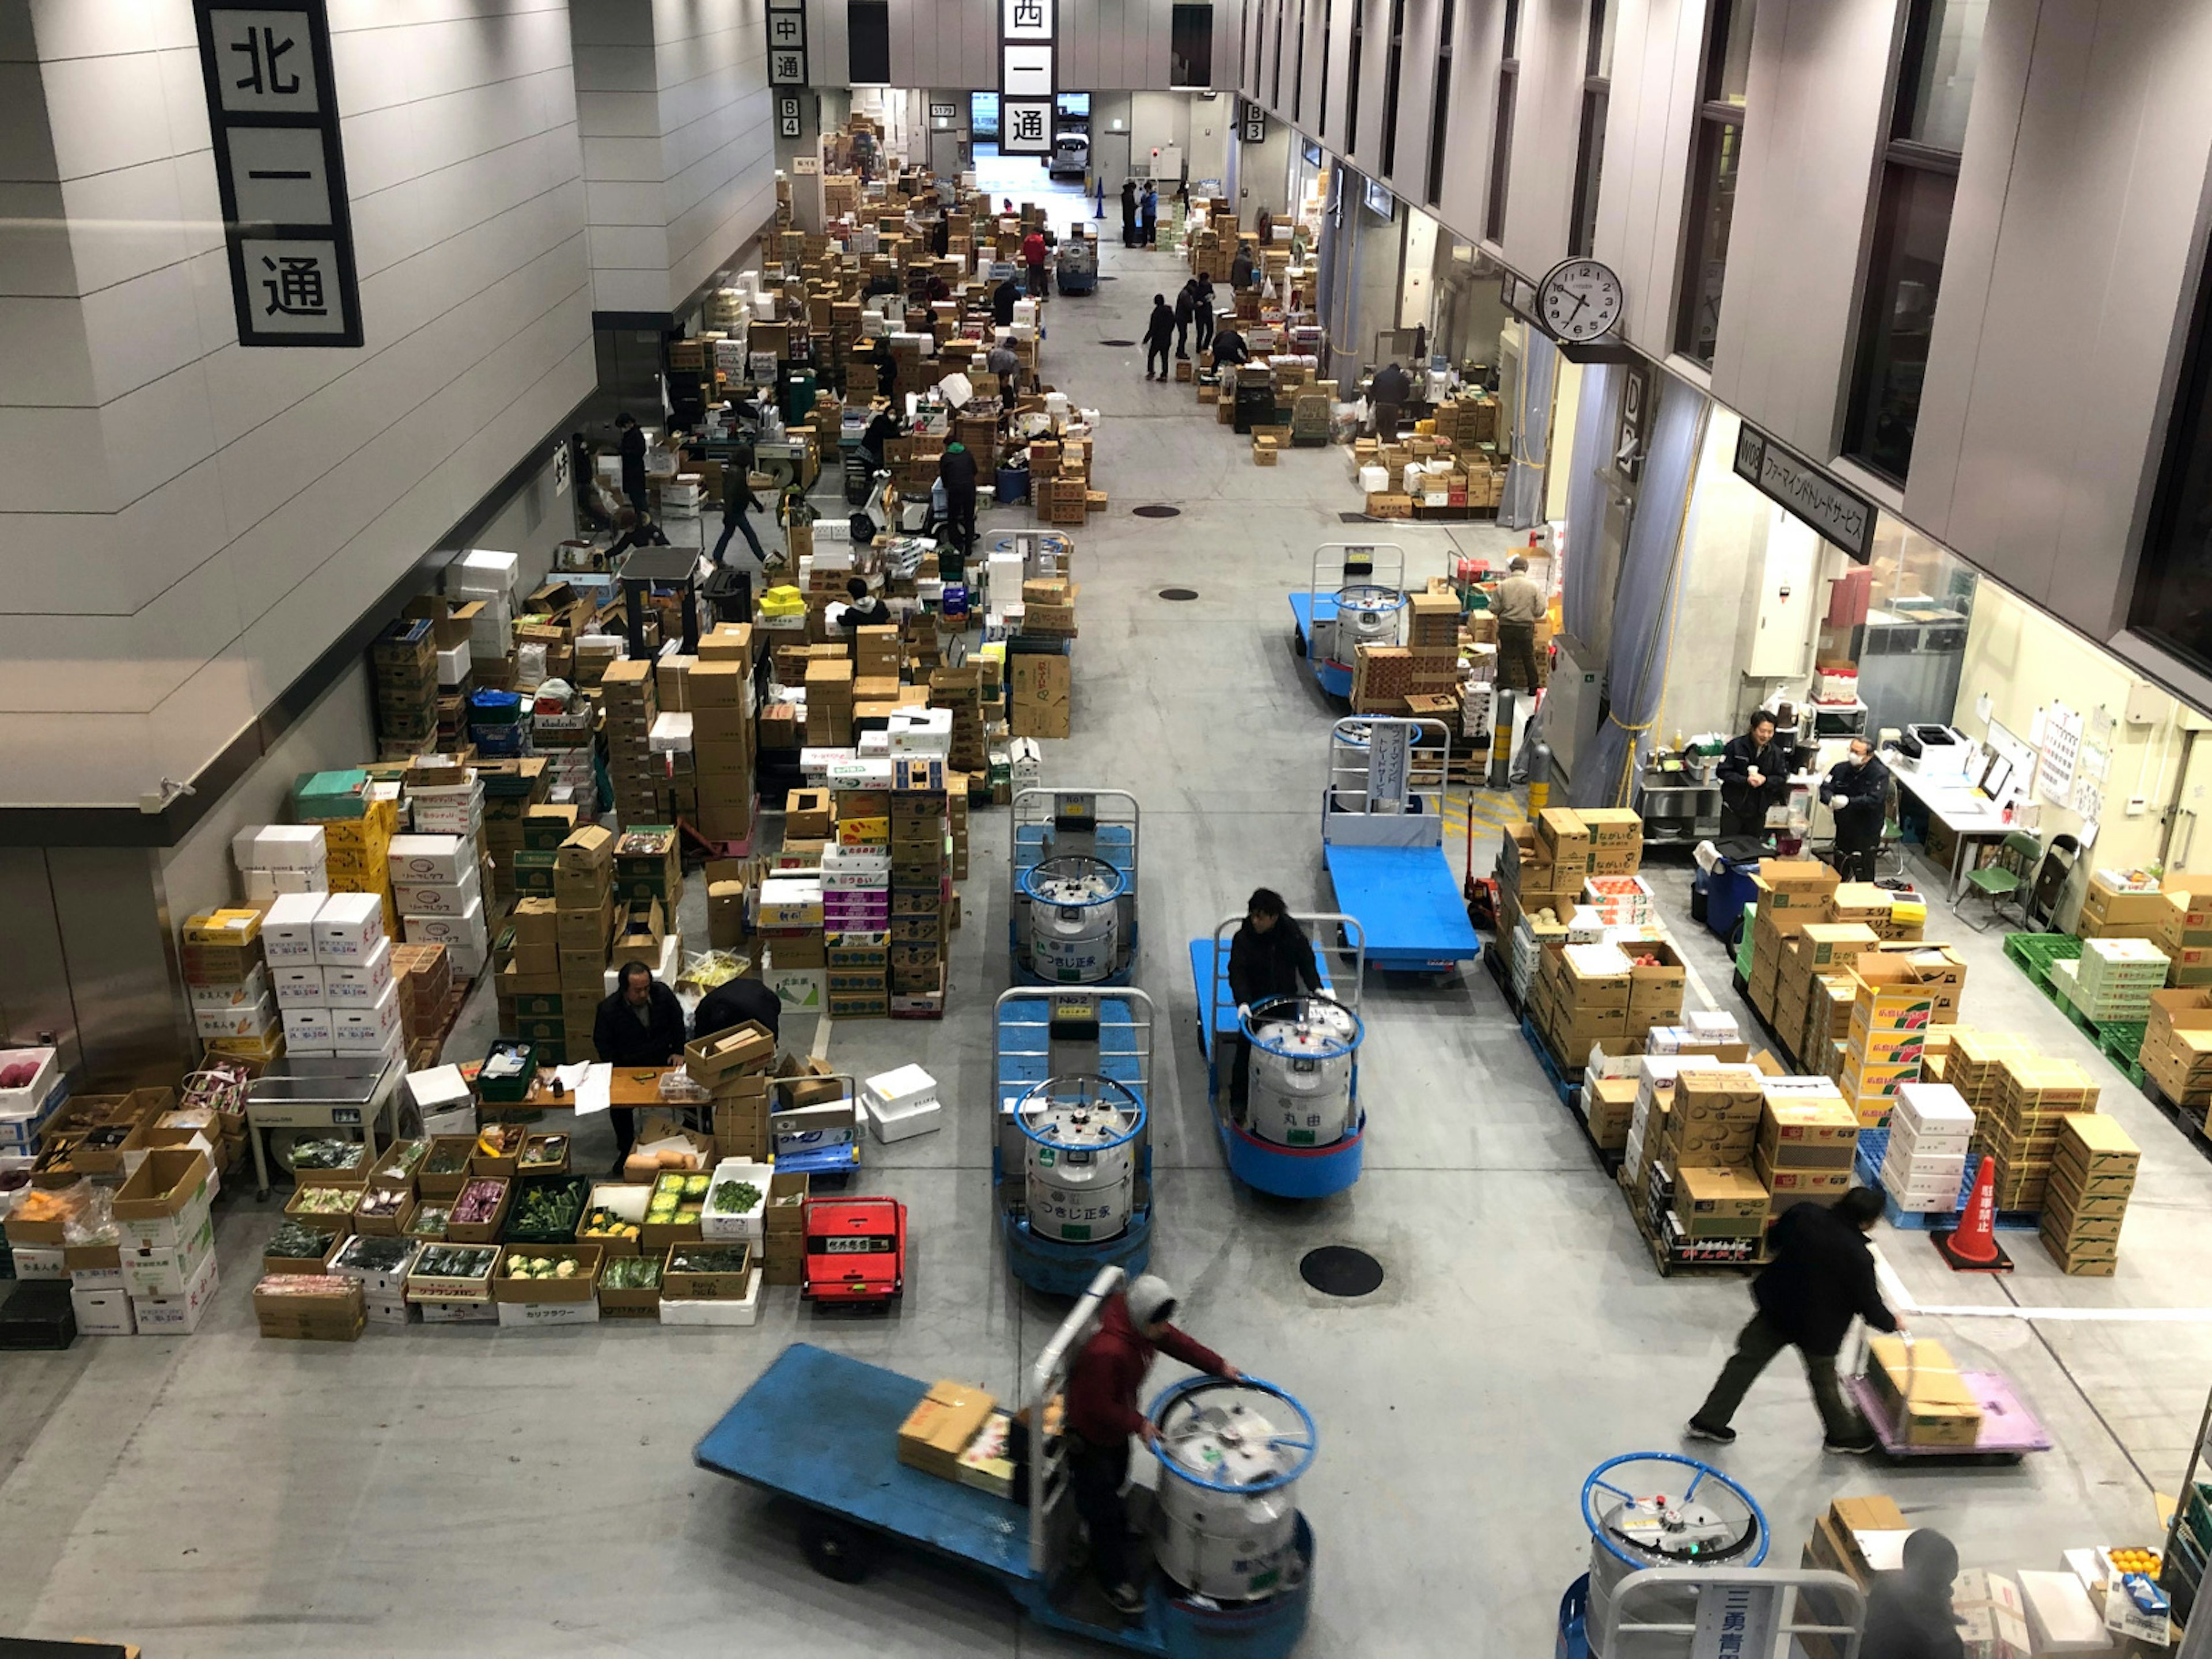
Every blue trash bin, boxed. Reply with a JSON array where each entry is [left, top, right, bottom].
[[996, 465, 1029, 503]]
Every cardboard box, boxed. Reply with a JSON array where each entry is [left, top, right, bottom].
[[897, 1377, 998, 1482], [1674, 1164, 1770, 1237], [1868, 1334, 1983, 1448], [684, 1021, 775, 1085]]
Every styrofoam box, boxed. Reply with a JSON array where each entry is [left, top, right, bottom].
[[392, 868, 480, 920], [862, 1089, 942, 1142], [406, 1063, 474, 1119], [0, 1047, 59, 1118], [256, 824, 328, 869], [649, 712, 695, 753], [10, 1244, 65, 1280], [188, 965, 270, 1009], [331, 987, 402, 1049], [435, 643, 470, 687], [132, 1248, 219, 1334], [864, 1065, 938, 1111], [701, 1159, 774, 1242], [272, 964, 327, 1007], [388, 834, 471, 885], [450, 547, 520, 597], [313, 893, 387, 963], [658, 1268, 762, 1327], [325, 936, 394, 1002], [71, 1286, 135, 1336], [262, 892, 324, 962], [283, 1005, 335, 1046], [496, 1297, 600, 1328], [1893, 1080, 1974, 1132]]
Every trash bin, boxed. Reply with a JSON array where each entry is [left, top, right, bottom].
[[997, 464, 1029, 503]]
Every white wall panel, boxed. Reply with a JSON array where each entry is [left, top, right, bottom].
[[1594, 0, 1701, 354], [1497, 0, 1582, 270]]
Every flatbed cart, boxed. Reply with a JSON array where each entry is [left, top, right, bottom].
[[1839, 1328, 2051, 1463], [1190, 914, 1368, 1198], [994, 987, 1156, 1294], [1012, 787, 1140, 986], [1287, 543, 1408, 700], [1321, 717, 1481, 974], [693, 1270, 1315, 1657]]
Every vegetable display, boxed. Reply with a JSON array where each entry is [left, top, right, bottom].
[[668, 1244, 751, 1275], [332, 1234, 412, 1274], [503, 1254, 583, 1280], [578, 1206, 642, 1243], [511, 1179, 586, 1236], [290, 1139, 368, 1171], [646, 1172, 706, 1226], [451, 1179, 506, 1224], [291, 1186, 358, 1217], [412, 1244, 497, 1279], [356, 1188, 408, 1219], [407, 1205, 451, 1240], [475, 1125, 526, 1160], [381, 1139, 427, 1176], [601, 1256, 662, 1290], [710, 1180, 762, 1216], [266, 1221, 335, 1260], [519, 1134, 568, 1168], [425, 1142, 471, 1176]]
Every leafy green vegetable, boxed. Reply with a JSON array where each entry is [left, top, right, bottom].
[[711, 1180, 762, 1215], [266, 1221, 335, 1260], [601, 1256, 662, 1290]]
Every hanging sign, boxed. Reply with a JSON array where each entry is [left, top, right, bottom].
[[1243, 101, 1268, 143], [191, 1, 362, 347], [1368, 722, 1412, 813], [766, 0, 807, 88], [1614, 363, 1650, 481], [1001, 0, 1056, 154], [930, 102, 959, 120], [1731, 422, 1876, 563], [778, 94, 804, 139]]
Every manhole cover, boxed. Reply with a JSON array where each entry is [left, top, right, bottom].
[[1158, 587, 1198, 601], [1299, 1247, 1384, 1298], [1132, 504, 1181, 518], [1099, 338, 1138, 347]]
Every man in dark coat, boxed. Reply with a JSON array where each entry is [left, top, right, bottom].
[[858, 406, 902, 470], [1686, 1187, 1897, 1453], [1143, 293, 1176, 381], [1823, 736, 1892, 882], [1192, 274, 1217, 355], [709, 471, 767, 569], [1717, 711, 1793, 840], [1226, 887, 1323, 1112], [1210, 324, 1251, 367], [692, 974, 781, 1043], [1120, 179, 1138, 247], [993, 275, 1023, 328], [615, 412, 649, 519], [1173, 279, 1198, 360], [1863, 1531, 1966, 1659], [593, 962, 688, 1164], [938, 440, 979, 557]]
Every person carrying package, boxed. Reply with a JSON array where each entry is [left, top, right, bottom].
[[1065, 1274, 1243, 1615]]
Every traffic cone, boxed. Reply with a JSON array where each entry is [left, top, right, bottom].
[[1934, 1157, 2013, 1273]]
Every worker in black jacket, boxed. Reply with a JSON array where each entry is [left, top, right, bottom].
[[692, 975, 781, 1044], [593, 962, 690, 1166], [1717, 711, 1793, 840], [1821, 736, 1892, 882], [1173, 279, 1199, 361], [858, 406, 902, 470], [993, 275, 1023, 328], [1210, 325, 1251, 367], [615, 412, 649, 518], [1143, 293, 1176, 382], [1863, 1532, 1966, 1659], [938, 440, 978, 558], [1225, 888, 1324, 1114], [709, 472, 767, 569], [1687, 1187, 1897, 1453]]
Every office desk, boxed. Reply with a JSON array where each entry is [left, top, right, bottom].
[[1889, 755, 2014, 904]]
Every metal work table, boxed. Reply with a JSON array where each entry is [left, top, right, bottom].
[[1888, 751, 2014, 903], [244, 1056, 405, 1200]]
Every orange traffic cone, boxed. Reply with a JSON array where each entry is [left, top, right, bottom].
[[1934, 1157, 2013, 1273]]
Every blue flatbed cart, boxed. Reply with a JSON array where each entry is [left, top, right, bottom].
[[693, 1271, 1316, 1657], [1190, 914, 1367, 1198], [993, 987, 1157, 1295], [1288, 543, 1408, 700], [1321, 717, 1480, 974], [1012, 787, 1141, 986]]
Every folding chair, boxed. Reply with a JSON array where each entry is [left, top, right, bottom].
[[1956, 830, 2043, 932]]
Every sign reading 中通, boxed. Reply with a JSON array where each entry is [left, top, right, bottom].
[[766, 0, 807, 89], [1730, 423, 1877, 563], [1001, 0, 1055, 155], [191, 1, 361, 347]]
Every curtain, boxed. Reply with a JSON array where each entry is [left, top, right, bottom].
[[1559, 361, 1618, 647], [1501, 327, 1558, 529], [1571, 373, 1713, 810]]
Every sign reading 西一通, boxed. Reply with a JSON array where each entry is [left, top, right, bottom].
[[191, 1, 361, 348], [1001, 0, 1056, 154], [1730, 423, 1876, 564]]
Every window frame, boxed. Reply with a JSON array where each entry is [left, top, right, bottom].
[[1567, 0, 1610, 257], [847, 0, 891, 86], [1484, 0, 1521, 243], [1317, 0, 1334, 136], [1425, 0, 1455, 207], [1380, 0, 1408, 180], [1344, 0, 1366, 155], [1171, 3, 1215, 89], [1671, 0, 1751, 365]]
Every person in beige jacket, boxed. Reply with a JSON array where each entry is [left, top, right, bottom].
[[1494, 556, 1547, 692]]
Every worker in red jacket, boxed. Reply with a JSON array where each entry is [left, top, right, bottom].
[[1064, 1275, 1243, 1615], [1021, 226, 1049, 300]]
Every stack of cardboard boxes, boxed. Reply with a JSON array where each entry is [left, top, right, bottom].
[[1878, 1080, 1974, 1214], [371, 618, 440, 756], [116, 1147, 223, 1336], [232, 824, 329, 906], [477, 756, 550, 906], [1755, 1080, 1862, 1222], [2040, 1112, 2138, 1276], [1009, 649, 1071, 740], [1645, 1063, 1771, 1261], [507, 825, 614, 1064], [933, 664, 989, 779], [2155, 887, 2212, 987], [1746, 859, 1838, 1028], [2140, 987, 2212, 1120], [391, 941, 454, 1067], [830, 785, 890, 1016], [1927, 1029, 2028, 1122], [603, 660, 662, 825], [759, 850, 828, 1014], [183, 909, 280, 1068], [2052, 936, 2169, 1025], [264, 893, 395, 1065], [806, 657, 855, 748], [2075, 868, 2171, 942], [1531, 942, 1687, 1070], [296, 770, 400, 938], [1774, 923, 1878, 1073], [891, 767, 950, 1015], [1984, 1056, 2100, 1211], [1838, 953, 1949, 1130], [694, 627, 756, 845]]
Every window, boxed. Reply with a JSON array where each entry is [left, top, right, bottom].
[[1484, 0, 1520, 241], [1317, 0, 1333, 134], [847, 0, 890, 85], [1380, 0, 1407, 178], [1344, 0, 1366, 153], [1172, 4, 1214, 88], [1425, 0, 1455, 206], [1843, 0, 1986, 482], [1672, 0, 1753, 365], [2133, 256, 2212, 673], [1293, 0, 1308, 118], [1272, 0, 1286, 107], [1567, 0, 1616, 256]]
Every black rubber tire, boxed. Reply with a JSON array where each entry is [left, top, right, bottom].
[[798, 1513, 876, 1583], [1293, 629, 1308, 658]]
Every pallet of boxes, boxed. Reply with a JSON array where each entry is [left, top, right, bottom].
[[2141, 984, 2212, 1122], [1624, 1053, 1779, 1271]]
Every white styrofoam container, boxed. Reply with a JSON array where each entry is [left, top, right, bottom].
[[0, 1047, 60, 1119], [657, 1268, 763, 1326], [864, 1064, 938, 1111], [700, 1160, 774, 1242], [862, 1089, 942, 1142]]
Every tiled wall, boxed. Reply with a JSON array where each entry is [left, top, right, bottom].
[[0, 0, 597, 810]]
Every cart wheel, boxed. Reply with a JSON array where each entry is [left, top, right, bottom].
[[1293, 629, 1308, 658], [798, 1513, 876, 1583]]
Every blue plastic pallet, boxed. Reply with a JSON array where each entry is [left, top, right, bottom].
[[1520, 1015, 1580, 1109], [1853, 1127, 2039, 1233]]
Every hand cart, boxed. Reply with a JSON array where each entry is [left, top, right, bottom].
[[1840, 1327, 2051, 1463], [1288, 543, 1408, 699], [1321, 718, 1481, 974], [693, 1268, 1316, 1657]]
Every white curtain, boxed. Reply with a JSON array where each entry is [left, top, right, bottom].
[[1501, 328, 1559, 530]]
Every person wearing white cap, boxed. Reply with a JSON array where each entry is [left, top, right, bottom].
[[1063, 1274, 1243, 1615]]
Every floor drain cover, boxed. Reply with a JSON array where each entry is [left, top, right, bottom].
[[1132, 504, 1181, 518], [1299, 1247, 1384, 1298], [1099, 338, 1138, 347], [1158, 587, 1199, 601]]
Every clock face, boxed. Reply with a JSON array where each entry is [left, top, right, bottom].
[[1537, 258, 1624, 343]]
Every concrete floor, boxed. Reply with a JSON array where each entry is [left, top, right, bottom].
[[6, 194, 2211, 1657]]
